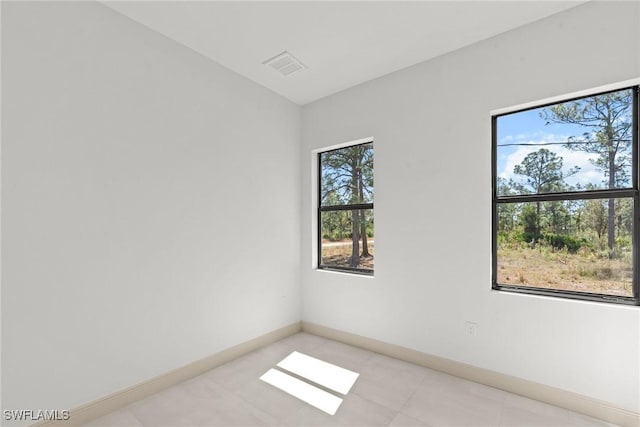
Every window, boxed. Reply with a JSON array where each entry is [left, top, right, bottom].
[[492, 86, 639, 305], [318, 141, 374, 275]]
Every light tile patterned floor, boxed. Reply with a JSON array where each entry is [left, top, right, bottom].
[[82, 333, 617, 427]]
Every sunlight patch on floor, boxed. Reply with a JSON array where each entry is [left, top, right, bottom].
[[259, 351, 359, 415]]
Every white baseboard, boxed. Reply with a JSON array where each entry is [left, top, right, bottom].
[[30, 320, 638, 427], [301, 321, 640, 427], [31, 322, 302, 427]]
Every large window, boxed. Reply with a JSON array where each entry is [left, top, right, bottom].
[[492, 86, 639, 305], [318, 141, 374, 275]]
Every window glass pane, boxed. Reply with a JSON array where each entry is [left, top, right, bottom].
[[496, 198, 634, 297], [320, 143, 373, 207], [496, 88, 633, 196], [320, 209, 374, 272]]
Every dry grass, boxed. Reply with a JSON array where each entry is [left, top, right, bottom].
[[497, 245, 632, 297], [321, 240, 374, 270]]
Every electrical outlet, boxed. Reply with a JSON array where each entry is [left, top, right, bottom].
[[465, 321, 478, 337]]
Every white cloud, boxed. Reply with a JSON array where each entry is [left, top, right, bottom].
[[498, 138, 603, 189], [499, 133, 532, 145], [498, 145, 537, 180], [498, 132, 542, 146]]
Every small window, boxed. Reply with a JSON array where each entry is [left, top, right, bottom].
[[492, 86, 639, 305], [318, 141, 374, 275]]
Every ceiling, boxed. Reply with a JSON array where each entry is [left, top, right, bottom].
[[103, 1, 585, 105]]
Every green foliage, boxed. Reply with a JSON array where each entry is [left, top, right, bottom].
[[321, 209, 373, 241], [542, 90, 633, 189], [541, 89, 633, 250], [519, 205, 540, 242], [541, 233, 586, 254], [320, 143, 374, 267], [513, 148, 579, 194], [615, 235, 632, 250], [500, 149, 634, 260], [320, 143, 373, 205], [582, 199, 607, 239]]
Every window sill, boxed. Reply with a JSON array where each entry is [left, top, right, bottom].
[[316, 267, 375, 278]]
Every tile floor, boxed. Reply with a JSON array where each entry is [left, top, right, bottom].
[[83, 333, 617, 427]]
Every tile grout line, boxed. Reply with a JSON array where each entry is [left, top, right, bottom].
[[391, 369, 430, 424]]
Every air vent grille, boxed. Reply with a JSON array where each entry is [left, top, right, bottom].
[[263, 51, 307, 76]]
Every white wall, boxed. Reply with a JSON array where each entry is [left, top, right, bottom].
[[1, 2, 300, 423], [302, 1, 640, 411]]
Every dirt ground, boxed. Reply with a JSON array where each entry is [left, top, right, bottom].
[[321, 240, 374, 270], [497, 246, 632, 297]]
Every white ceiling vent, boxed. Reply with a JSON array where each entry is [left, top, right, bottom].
[[263, 51, 307, 77]]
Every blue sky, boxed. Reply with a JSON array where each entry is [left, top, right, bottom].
[[496, 105, 616, 190]]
